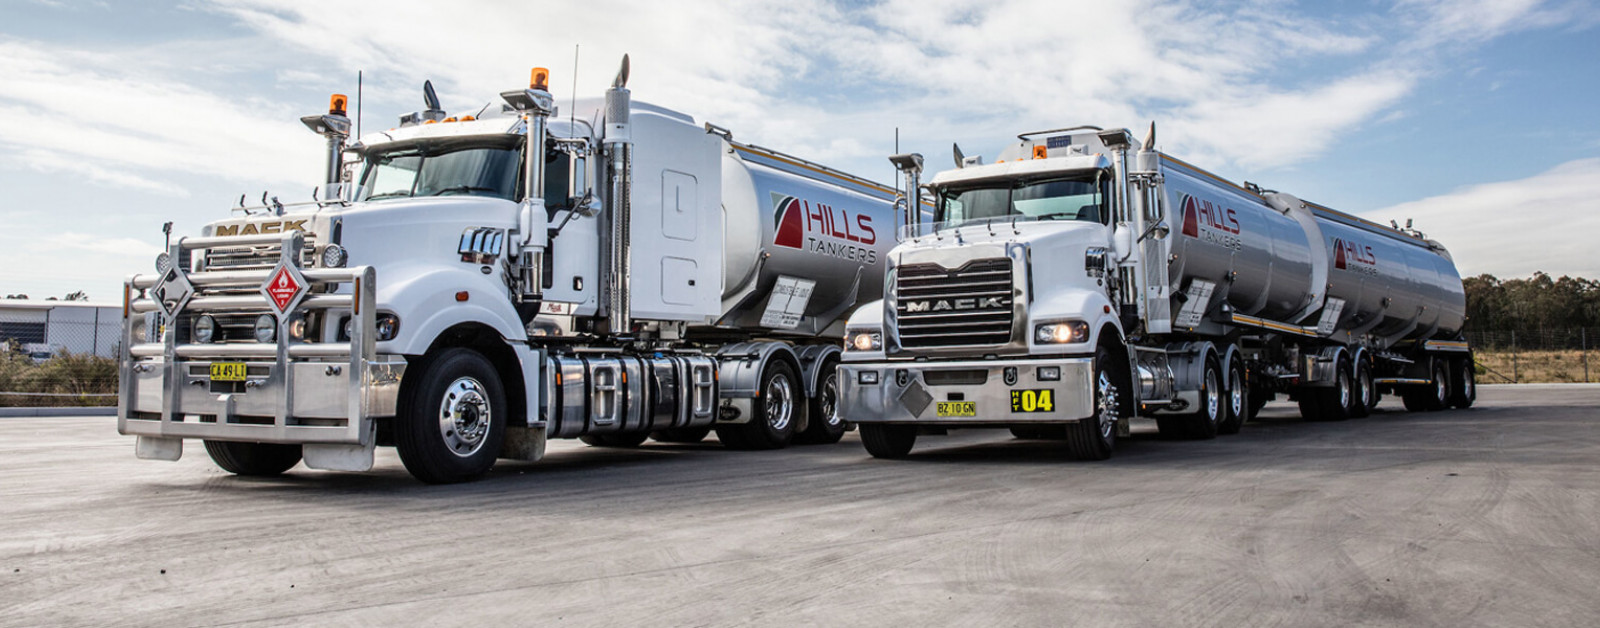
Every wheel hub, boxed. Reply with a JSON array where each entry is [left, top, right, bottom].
[[1097, 371, 1119, 440], [766, 373, 794, 431], [438, 377, 491, 458]]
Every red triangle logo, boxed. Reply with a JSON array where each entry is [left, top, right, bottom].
[[773, 197, 805, 249], [1333, 239, 1347, 269], [265, 266, 303, 312]]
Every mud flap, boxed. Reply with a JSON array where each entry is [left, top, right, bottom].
[[135, 436, 182, 461], [303, 443, 375, 472]]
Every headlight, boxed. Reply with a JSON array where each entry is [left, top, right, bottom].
[[375, 314, 400, 341], [193, 315, 217, 343], [254, 314, 277, 343], [342, 314, 401, 341], [1034, 320, 1089, 344], [846, 329, 883, 352], [321, 244, 348, 268]]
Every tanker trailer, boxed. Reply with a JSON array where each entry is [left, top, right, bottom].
[[118, 57, 901, 483], [839, 124, 1473, 460]]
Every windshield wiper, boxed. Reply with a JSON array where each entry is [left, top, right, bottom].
[[429, 185, 498, 197], [364, 192, 413, 201]]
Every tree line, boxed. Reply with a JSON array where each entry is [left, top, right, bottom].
[[1464, 273, 1600, 331]]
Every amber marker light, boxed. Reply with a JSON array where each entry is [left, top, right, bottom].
[[1033, 145, 1048, 159], [455, 291, 470, 302], [531, 67, 550, 91]]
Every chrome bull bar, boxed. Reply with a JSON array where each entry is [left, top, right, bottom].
[[118, 231, 404, 459]]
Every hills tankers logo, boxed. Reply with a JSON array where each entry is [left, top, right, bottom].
[[1332, 237, 1379, 276], [1179, 193, 1243, 251], [772, 192, 878, 264]]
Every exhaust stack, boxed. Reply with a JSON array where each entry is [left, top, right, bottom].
[[603, 55, 634, 335], [300, 94, 353, 201]]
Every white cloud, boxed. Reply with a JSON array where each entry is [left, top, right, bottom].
[[1363, 158, 1600, 278]]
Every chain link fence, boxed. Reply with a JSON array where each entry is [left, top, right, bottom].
[[0, 303, 121, 407], [1465, 328, 1597, 384]]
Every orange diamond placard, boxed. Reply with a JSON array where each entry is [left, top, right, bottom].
[[262, 264, 305, 314]]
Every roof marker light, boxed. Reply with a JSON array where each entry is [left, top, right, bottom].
[[1033, 145, 1048, 159]]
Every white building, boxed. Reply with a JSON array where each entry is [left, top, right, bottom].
[[0, 300, 122, 359]]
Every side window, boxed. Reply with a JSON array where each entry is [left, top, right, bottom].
[[542, 152, 570, 209]]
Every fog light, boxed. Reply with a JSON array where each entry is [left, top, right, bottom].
[[193, 315, 217, 343], [321, 244, 348, 268], [858, 370, 880, 385], [1037, 365, 1061, 381], [253, 314, 277, 343], [287, 315, 307, 340]]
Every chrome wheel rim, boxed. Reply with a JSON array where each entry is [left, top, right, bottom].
[[1204, 368, 1221, 423], [766, 373, 795, 431], [1228, 368, 1245, 418], [1358, 367, 1372, 408], [1435, 368, 1448, 402], [820, 372, 842, 427], [1096, 370, 1119, 441], [437, 377, 491, 458], [1462, 365, 1474, 399]]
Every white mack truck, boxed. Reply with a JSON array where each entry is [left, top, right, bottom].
[[118, 57, 903, 483], [840, 125, 1475, 459]]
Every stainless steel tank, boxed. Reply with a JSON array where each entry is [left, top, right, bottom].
[[1162, 158, 1466, 345], [714, 143, 900, 337]]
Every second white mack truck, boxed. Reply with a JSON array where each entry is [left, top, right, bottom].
[[118, 57, 902, 483], [840, 125, 1475, 459]]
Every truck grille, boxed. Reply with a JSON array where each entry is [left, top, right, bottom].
[[895, 258, 1015, 348], [204, 238, 317, 272]]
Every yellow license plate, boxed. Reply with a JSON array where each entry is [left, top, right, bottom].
[[1010, 389, 1056, 413], [936, 401, 976, 417], [209, 362, 247, 382]]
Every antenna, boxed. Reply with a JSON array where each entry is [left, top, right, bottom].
[[356, 70, 363, 137], [571, 44, 580, 134]]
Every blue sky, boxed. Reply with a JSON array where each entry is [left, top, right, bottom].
[[2, 0, 1598, 303]]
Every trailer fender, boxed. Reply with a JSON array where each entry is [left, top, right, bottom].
[[714, 341, 803, 427], [794, 343, 843, 398]]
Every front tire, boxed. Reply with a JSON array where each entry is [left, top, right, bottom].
[[203, 441, 302, 476], [860, 424, 916, 459], [714, 360, 801, 450], [1065, 345, 1123, 460], [395, 348, 506, 484]]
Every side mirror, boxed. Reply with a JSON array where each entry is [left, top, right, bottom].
[[1139, 220, 1170, 243]]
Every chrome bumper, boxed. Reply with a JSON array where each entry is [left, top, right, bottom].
[[119, 356, 404, 445], [839, 357, 1094, 424]]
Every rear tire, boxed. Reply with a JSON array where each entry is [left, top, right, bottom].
[[1424, 359, 1450, 411], [650, 426, 712, 444], [1217, 359, 1248, 435], [1320, 357, 1355, 422], [1065, 345, 1122, 460], [394, 348, 506, 484], [860, 424, 916, 459], [1157, 355, 1221, 439], [795, 359, 847, 445], [714, 360, 801, 450], [203, 441, 302, 476], [1448, 357, 1476, 409], [1350, 359, 1374, 418], [580, 432, 650, 448]]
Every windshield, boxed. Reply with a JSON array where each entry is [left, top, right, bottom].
[[358, 139, 521, 202], [936, 173, 1109, 228]]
